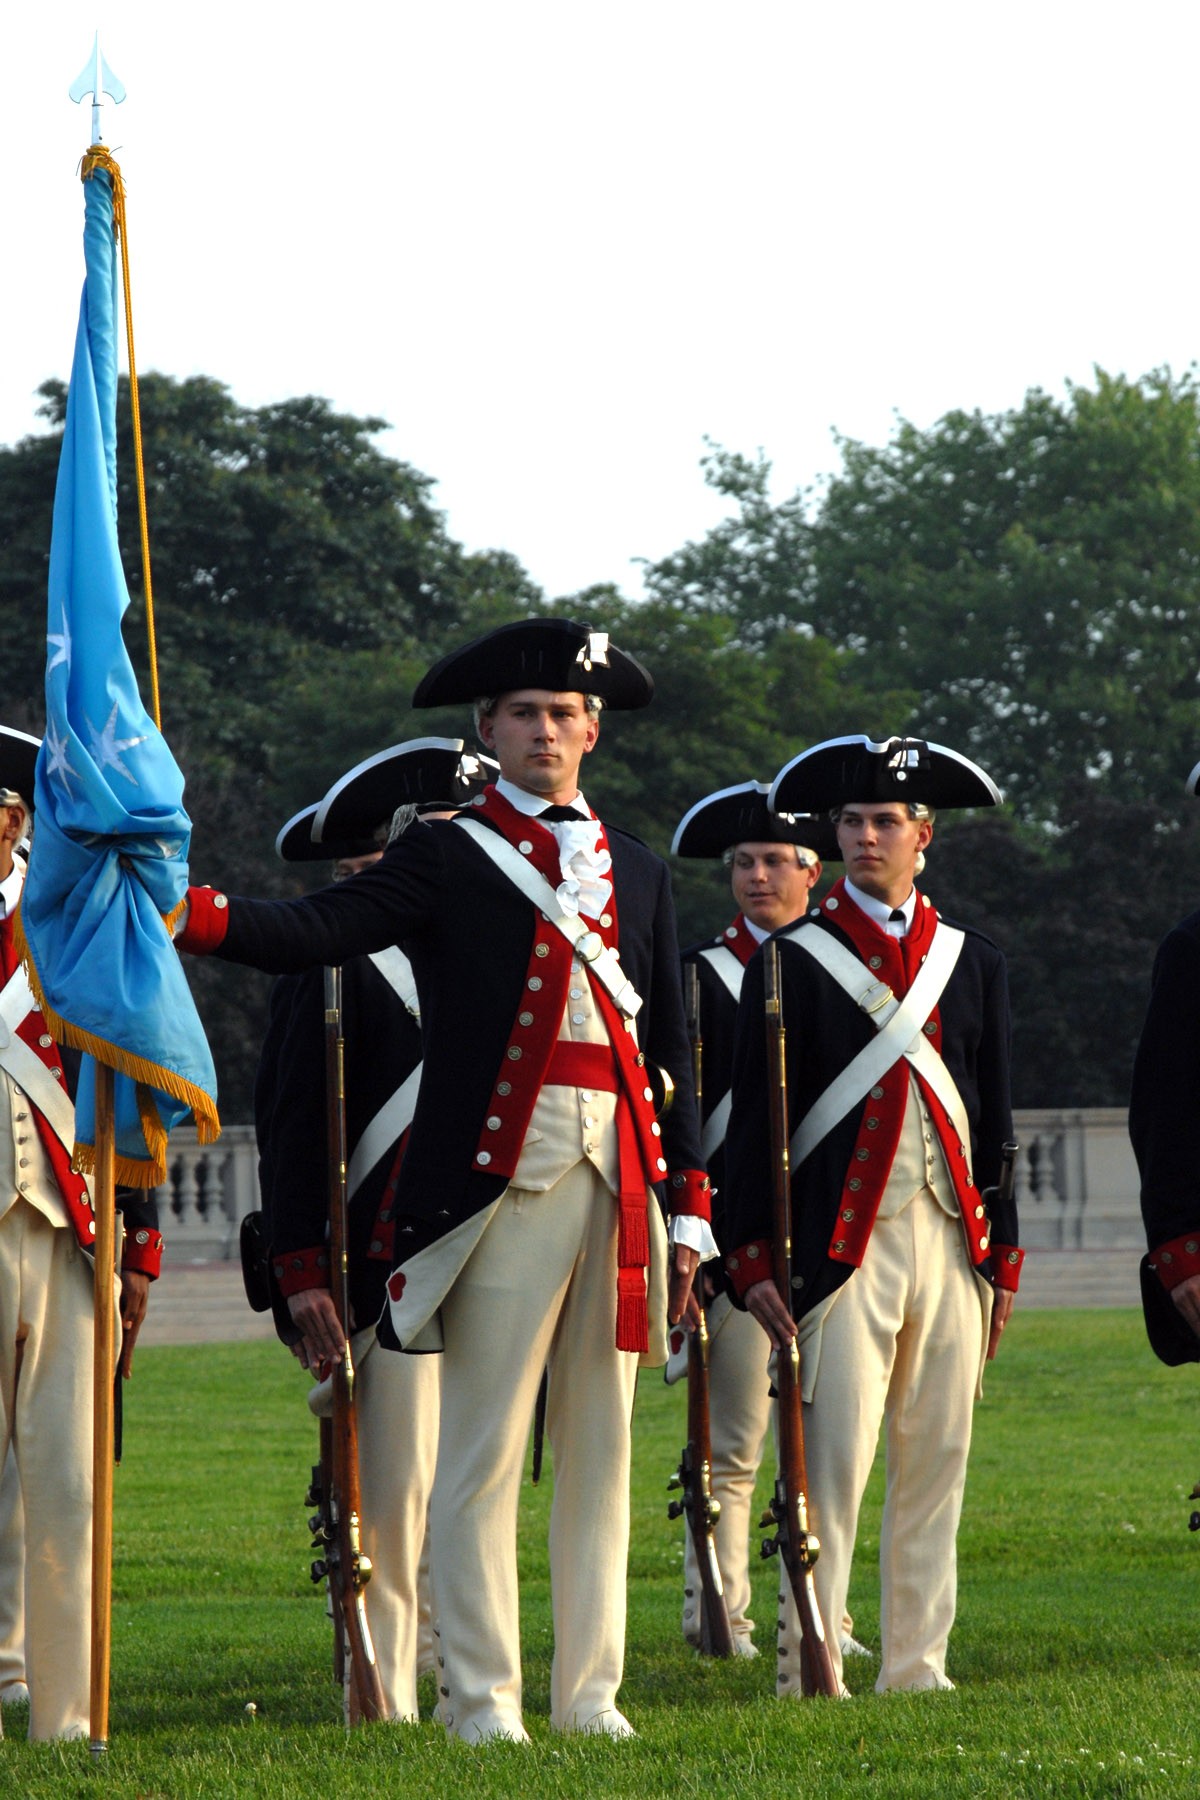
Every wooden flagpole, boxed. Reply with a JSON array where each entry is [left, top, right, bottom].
[[89, 1062, 117, 1757], [65, 37, 127, 1758]]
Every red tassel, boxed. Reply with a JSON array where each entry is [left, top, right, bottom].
[[616, 1270, 648, 1353], [617, 1197, 649, 1268]]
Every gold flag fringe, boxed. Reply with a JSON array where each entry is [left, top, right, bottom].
[[13, 909, 220, 1189]]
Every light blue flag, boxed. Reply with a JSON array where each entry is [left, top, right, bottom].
[[18, 154, 219, 1186]]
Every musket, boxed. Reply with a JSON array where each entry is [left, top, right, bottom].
[[307, 965, 387, 1724], [758, 938, 839, 1697], [666, 965, 735, 1656], [531, 1367, 548, 1484]]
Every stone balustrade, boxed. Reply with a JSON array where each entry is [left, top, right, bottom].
[[149, 1107, 1146, 1263]]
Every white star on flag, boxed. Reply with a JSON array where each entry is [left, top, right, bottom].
[[47, 604, 73, 676], [43, 721, 78, 795], [86, 704, 148, 786]]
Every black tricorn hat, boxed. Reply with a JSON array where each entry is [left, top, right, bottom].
[[276, 739, 498, 863], [0, 726, 41, 809], [274, 804, 376, 865], [314, 738, 495, 842], [671, 781, 841, 862], [413, 619, 654, 711], [1185, 758, 1200, 797], [770, 734, 1002, 814]]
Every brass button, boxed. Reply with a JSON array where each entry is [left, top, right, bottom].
[[518, 840, 534, 854], [535, 943, 550, 958], [868, 955, 883, 971], [746, 1244, 759, 1260], [833, 1238, 846, 1253], [870, 1087, 884, 1100], [486, 1116, 502, 1131], [855, 1148, 869, 1161], [528, 977, 543, 991], [507, 1047, 522, 1061], [518, 1011, 534, 1027], [477, 1151, 492, 1166], [497, 1081, 512, 1096], [841, 1208, 855, 1222], [848, 1177, 862, 1192]]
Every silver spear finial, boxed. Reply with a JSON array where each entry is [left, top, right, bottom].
[[68, 32, 126, 146]]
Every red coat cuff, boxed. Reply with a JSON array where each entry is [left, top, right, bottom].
[[990, 1243, 1024, 1292], [121, 1229, 163, 1279], [272, 1246, 331, 1297], [175, 887, 231, 954], [723, 1238, 774, 1299], [1148, 1231, 1200, 1292], [666, 1168, 711, 1221]]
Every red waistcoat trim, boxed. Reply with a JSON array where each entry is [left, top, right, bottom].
[[814, 880, 988, 1268], [0, 915, 96, 1252], [459, 788, 673, 1351]]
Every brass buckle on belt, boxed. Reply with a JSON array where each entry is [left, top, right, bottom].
[[859, 981, 893, 1015]]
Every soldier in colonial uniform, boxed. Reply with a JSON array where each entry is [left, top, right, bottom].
[[1130, 757, 1200, 1365], [722, 735, 1021, 1697], [178, 620, 711, 1743], [254, 738, 492, 1721], [0, 727, 162, 1740], [669, 781, 834, 1658]]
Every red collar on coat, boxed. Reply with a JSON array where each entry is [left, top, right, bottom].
[[817, 875, 938, 994]]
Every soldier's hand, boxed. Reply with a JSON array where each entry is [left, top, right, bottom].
[[119, 1270, 151, 1378], [286, 1288, 346, 1371], [1171, 1271, 1200, 1340], [987, 1287, 1015, 1360], [668, 1242, 701, 1326], [744, 1277, 798, 1350]]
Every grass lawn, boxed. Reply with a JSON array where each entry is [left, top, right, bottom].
[[7, 1309, 1200, 1797]]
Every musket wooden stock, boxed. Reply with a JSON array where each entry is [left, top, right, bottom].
[[760, 939, 839, 1697], [666, 966, 735, 1656], [315, 964, 387, 1725]]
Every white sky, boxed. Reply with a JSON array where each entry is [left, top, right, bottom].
[[4, 2, 1199, 600]]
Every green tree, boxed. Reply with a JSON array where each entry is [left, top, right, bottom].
[[650, 373, 1200, 826]]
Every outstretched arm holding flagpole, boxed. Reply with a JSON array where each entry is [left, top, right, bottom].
[[12, 41, 219, 1754]]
